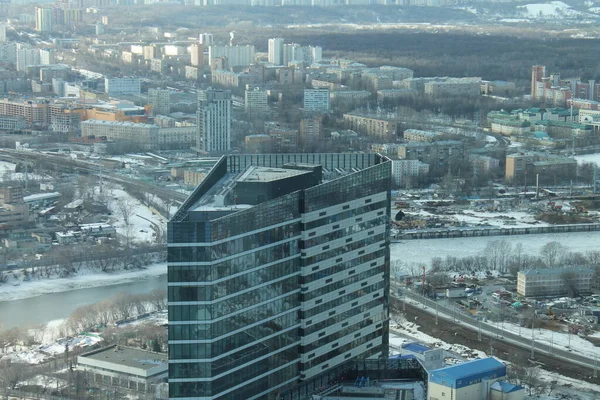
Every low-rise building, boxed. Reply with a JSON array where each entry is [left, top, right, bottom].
[[517, 267, 594, 297], [505, 153, 577, 185], [424, 77, 482, 97], [183, 170, 206, 186], [403, 129, 443, 142], [397, 141, 465, 169], [343, 113, 397, 140], [428, 358, 508, 400], [0, 115, 26, 131], [78, 345, 167, 394], [391, 159, 429, 187], [81, 120, 159, 150]]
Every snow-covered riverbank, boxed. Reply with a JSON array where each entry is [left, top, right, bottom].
[[0, 262, 166, 303]]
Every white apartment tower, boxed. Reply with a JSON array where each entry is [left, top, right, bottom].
[[16, 44, 40, 71], [268, 37, 284, 65], [148, 88, 171, 116], [199, 33, 214, 46], [190, 43, 204, 67], [197, 88, 232, 153], [0, 24, 6, 43], [35, 7, 53, 32]]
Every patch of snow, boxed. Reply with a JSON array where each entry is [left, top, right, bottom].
[[575, 153, 600, 166], [518, 1, 586, 19]]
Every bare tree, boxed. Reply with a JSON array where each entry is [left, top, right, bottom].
[[561, 270, 579, 297], [116, 197, 138, 246], [540, 241, 566, 267]]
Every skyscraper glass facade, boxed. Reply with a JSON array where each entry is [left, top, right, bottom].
[[168, 153, 391, 400]]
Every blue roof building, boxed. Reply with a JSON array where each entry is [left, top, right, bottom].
[[428, 358, 507, 400], [490, 381, 525, 400]]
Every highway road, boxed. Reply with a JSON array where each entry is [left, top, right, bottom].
[[0, 149, 188, 204], [393, 284, 600, 374]]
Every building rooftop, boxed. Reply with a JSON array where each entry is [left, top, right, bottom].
[[80, 346, 167, 371], [237, 166, 309, 183], [81, 120, 156, 128], [429, 357, 505, 388], [520, 267, 594, 276], [491, 381, 524, 393], [401, 342, 431, 354]]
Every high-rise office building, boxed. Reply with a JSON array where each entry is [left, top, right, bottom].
[[168, 152, 391, 400], [35, 7, 53, 32], [148, 88, 171, 116], [197, 88, 231, 153], [268, 38, 284, 65]]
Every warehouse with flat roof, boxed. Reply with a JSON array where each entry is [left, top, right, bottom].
[[78, 345, 167, 393], [428, 357, 506, 400]]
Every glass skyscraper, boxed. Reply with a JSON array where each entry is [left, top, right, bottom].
[[168, 153, 391, 400]]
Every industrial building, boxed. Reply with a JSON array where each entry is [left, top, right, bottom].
[[78, 345, 167, 394], [427, 357, 519, 400]]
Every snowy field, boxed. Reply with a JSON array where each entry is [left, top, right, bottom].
[[575, 153, 600, 166], [392, 231, 600, 270], [107, 186, 167, 243], [0, 262, 166, 302], [518, 1, 586, 18], [0, 160, 51, 182]]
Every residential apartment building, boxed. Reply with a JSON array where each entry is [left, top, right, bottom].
[[104, 77, 141, 97], [517, 267, 594, 297], [268, 38, 284, 65], [148, 88, 171, 116], [190, 43, 204, 67], [16, 45, 40, 71], [397, 141, 465, 169], [0, 99, 49, 127], [505, 152, 577, 186], [0, 115, 26, 131], [81, 120, 159, 150], [391, 159, 429, 187], [330, 90, 371, 103], [167, 152, 391, 399], [35, 7, 53, 32], [343, 113, 397, 141], [197, 88, 232, 153], [299, 115, 323, 150], [0, 24, 6, 43], [208, 45, 255, 68], [244, 87, 268, 113], [531, 65, 600, 107], [471, 155, 500, 173], [423, 77, 482, 97], [158, 126, 196, 150], [304, 89, 330, 112], [244, 134, 272, 153], [403, 129, 443, 142], [266, 123, 298, 153]]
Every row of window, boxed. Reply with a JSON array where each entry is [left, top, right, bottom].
[[169, 293, 298, 322], [168, 311, 298, 342], [303, 233, 386, 267], [301, 328, 383, 371], [302, 298, 382, 337], [303, 249, 386, 285], [303, 199, 388, 231], [301, 266, 382, 302], [168, 242, 298, 282], [169, 352, 298, 397], [302, 214, 387, 249], [300, 282, 384, 320]]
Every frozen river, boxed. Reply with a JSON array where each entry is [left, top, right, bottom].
[[0, 231, 598, 328], [391, 230, 600, 270]]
